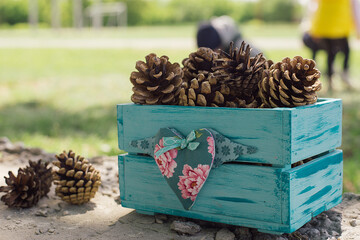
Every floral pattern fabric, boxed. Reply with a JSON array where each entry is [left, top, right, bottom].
[[154, 138, 178, 178], [178, 164, 210, 201], [130, 127, 257, 210]]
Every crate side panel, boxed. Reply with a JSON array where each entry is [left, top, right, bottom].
[[121, 104, 290, 165], [123, 154, 283, 223], [117, 105, 125, 151], [291, 99, 342, 163], [118, 155, 126, 201], [287, 150, 343, 225]]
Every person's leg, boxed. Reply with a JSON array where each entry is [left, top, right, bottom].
[[340, 38, 354, 88], [324, 39, 336, 92], [302, 32, 319, 60]]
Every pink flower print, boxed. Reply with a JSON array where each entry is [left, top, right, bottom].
[[178, 164, 210, 201], [207, 136, 215, 159], [154, 138, 178, 178]]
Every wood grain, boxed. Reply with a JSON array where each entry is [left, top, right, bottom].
[[117, 98, 342, 167], [286, 150, 343, 231], [118, 150, 343, 234]]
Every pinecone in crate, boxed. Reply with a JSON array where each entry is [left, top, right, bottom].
[[213, 41, 268, 107], [179, 72, 258, 107], [130, 53, 183, 105], [258, 56, 322, 108], [182, 47, 219, 83], [27, 160, 52, 198], [0, 168, 41, 208], [53, 150, 101, 205]]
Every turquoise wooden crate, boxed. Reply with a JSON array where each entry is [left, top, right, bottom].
[[117, 98, 343, 234]]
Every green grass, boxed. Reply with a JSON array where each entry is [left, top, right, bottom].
[[0, 24, 359, 193], [0, 23, 300, 39]]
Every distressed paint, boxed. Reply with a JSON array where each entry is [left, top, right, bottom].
[[117, 98, 343, 234], [118, 151, 343, 234], [286, 150, 343, 232], [290, 100, 342, 164], [117, 98, 342, 167], [122, 154, 283, 223]]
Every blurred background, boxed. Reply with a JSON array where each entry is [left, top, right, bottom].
[[0, 0, 359, 192]]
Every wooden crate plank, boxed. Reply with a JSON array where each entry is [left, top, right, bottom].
[[286, 150, 343, 225], [121, 154, 283, 223], [117, 105, 125, 151], [121, 199, 291, 234], [118, 154, 126, 201], [118, 98, 341, 166], [291, 98, 342, 163], [121, 104, 291, 165]]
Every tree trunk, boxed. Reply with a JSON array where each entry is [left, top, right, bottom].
[[28, 0, 38, 29], [51, 0, 61, 29], [73, 0, 83, 29]]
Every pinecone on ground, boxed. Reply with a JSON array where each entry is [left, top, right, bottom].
[[53, 150, 101, 205], [258, 56, 321, 108], [213, 41, 268, 107], [27, 160, 52, 198], [178, 72, 254, 107], [0, 168, 41, 208], [130, 53, 183, 105], [182, 47, 219, 83]]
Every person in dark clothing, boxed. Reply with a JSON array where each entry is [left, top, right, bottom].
[[196, 16, 261, 57]]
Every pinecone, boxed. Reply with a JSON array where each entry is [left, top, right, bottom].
[[178, 72, 253, 107], [27, 160, 52, 198], [213, 41, 268, 106], [0, 168, 41, 208], [130, 53, 183, 105], [53, 150, 101, 205], [182, 47, 219, 83], [258, 56, 322, 108]]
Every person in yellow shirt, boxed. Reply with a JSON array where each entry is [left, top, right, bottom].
[[302, 0, 360, 91]]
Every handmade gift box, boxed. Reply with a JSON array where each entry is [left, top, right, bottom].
[[117, 98, 342, 234]]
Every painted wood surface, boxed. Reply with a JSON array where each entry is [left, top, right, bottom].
[[117, 98, 341, 166], [286, 150, 343, 232], [118, 150, 343, 234], [120, 154, 283, 223], [290, 100, 342, 164]]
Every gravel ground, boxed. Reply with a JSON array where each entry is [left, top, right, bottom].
[[0, 137, 359, 240]]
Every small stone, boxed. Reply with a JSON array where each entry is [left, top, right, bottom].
[[5, 142, 24, 154], [35, 210, 48, 217], [48, 229, 55, 233], [5, 216, 11, 220], [155, 214, 168, 224], [35, 230, 41, 235], [215, 228, 235, 240], [15, 220, 21, 224], [135, 215, 155, 224], [29, 147, 43, 155], [350, 219, 357, 227], [40, 203, 49, 209], [63, 211, 69, 216], [306, 228, 320, 239], [39, 227, 49, 234], [298, 227, 309, 235], [234, 227, 252, 240], [170, 220, 201, 235], [102, 190, 112, 197]]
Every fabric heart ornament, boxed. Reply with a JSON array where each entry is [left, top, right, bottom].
[[130, 128, 257, 210], [153, 128, 215, 210]]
